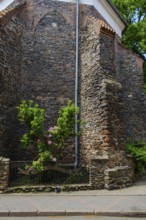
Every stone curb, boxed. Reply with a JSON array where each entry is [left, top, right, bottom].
[[9, 211, 37, 217], [0, 211, 146, 217], [0, 212, 9, 217]]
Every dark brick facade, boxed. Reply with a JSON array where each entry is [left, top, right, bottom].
[[79, 18, 145, 162], [0, 7, 25, 159], [0, 157, 10, 189], [0, 0, 145, 188], [1, 0, 77, 161], [115, 39, 146, 141], [0, 0, 112, 161]]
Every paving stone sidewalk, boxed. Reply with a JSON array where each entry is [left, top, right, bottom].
[[0, 179, 146, 217]]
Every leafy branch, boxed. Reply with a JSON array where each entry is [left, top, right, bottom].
[[17, 100, 82, 172]]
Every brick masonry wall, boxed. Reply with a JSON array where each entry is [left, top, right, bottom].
[[1, 0, 77, 161], [100, 32, 125, 152], [0, 157, 10, 189], [79, 23, 108, 164], [0, 0, 109, 162], [0, 0, 145, 171], [11, 0, 104, 126], [115, 37, 146, 142], [80, 21, 146, 162], [79, 23, 126, 164], [0, 11, 25, 159], [79, 22, 135, 188], [21, 0, 76, 162]]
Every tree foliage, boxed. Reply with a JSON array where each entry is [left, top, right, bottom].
[[112, 0, 146, 57], [125, 141, 146, 174]]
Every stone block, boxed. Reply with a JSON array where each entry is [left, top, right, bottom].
[[104, 166, 134, 189], [0, 157, 10, 188]]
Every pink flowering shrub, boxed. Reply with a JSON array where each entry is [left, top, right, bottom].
[[17, 100, 81, 172]]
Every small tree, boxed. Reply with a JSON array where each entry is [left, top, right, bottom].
[[17, 100, 80, 172]]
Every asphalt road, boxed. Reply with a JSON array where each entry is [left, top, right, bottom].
[[0, 217, 146, 220]]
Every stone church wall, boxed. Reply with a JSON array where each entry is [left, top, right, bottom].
[[0, 157, 10, 189], [0, 9, 24, 159], [79, 22, 135, 188], [0, 0, 145, 169], [0, 0, 77, 161], [115, 39, 146, 142], [79, 22, 125, 164], [0, 0, 108, 162], [20, 0, 76, 162]]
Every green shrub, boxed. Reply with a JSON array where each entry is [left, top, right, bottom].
[[125, 141, 146, 174]]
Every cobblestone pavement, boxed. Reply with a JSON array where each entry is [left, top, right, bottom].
[[0, 179, 146, 217]]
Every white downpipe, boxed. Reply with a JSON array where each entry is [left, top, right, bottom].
[[75, 0, 79, 169]]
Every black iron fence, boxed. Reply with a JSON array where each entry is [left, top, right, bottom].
[[9, 161, 89, 186]]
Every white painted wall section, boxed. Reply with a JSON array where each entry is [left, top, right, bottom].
[[93, 0, 125, 37], [0, 0, 15, 11]]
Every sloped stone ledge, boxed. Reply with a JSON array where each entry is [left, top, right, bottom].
[[89, 157, 134, 190], [104, 166, 134, 190]]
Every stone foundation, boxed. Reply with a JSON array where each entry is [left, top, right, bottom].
[[89, 156, 108, 189], [0, 157, 10, 190], [104, 166, 134, 190], [89, 156, 134, 190]]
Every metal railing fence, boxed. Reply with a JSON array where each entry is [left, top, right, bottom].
[[9, 161, 89, 186]]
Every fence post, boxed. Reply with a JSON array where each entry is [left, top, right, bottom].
[[0, 157, 10, 190]]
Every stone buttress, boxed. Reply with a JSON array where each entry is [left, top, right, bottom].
[[79, 17, 134, 189]]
